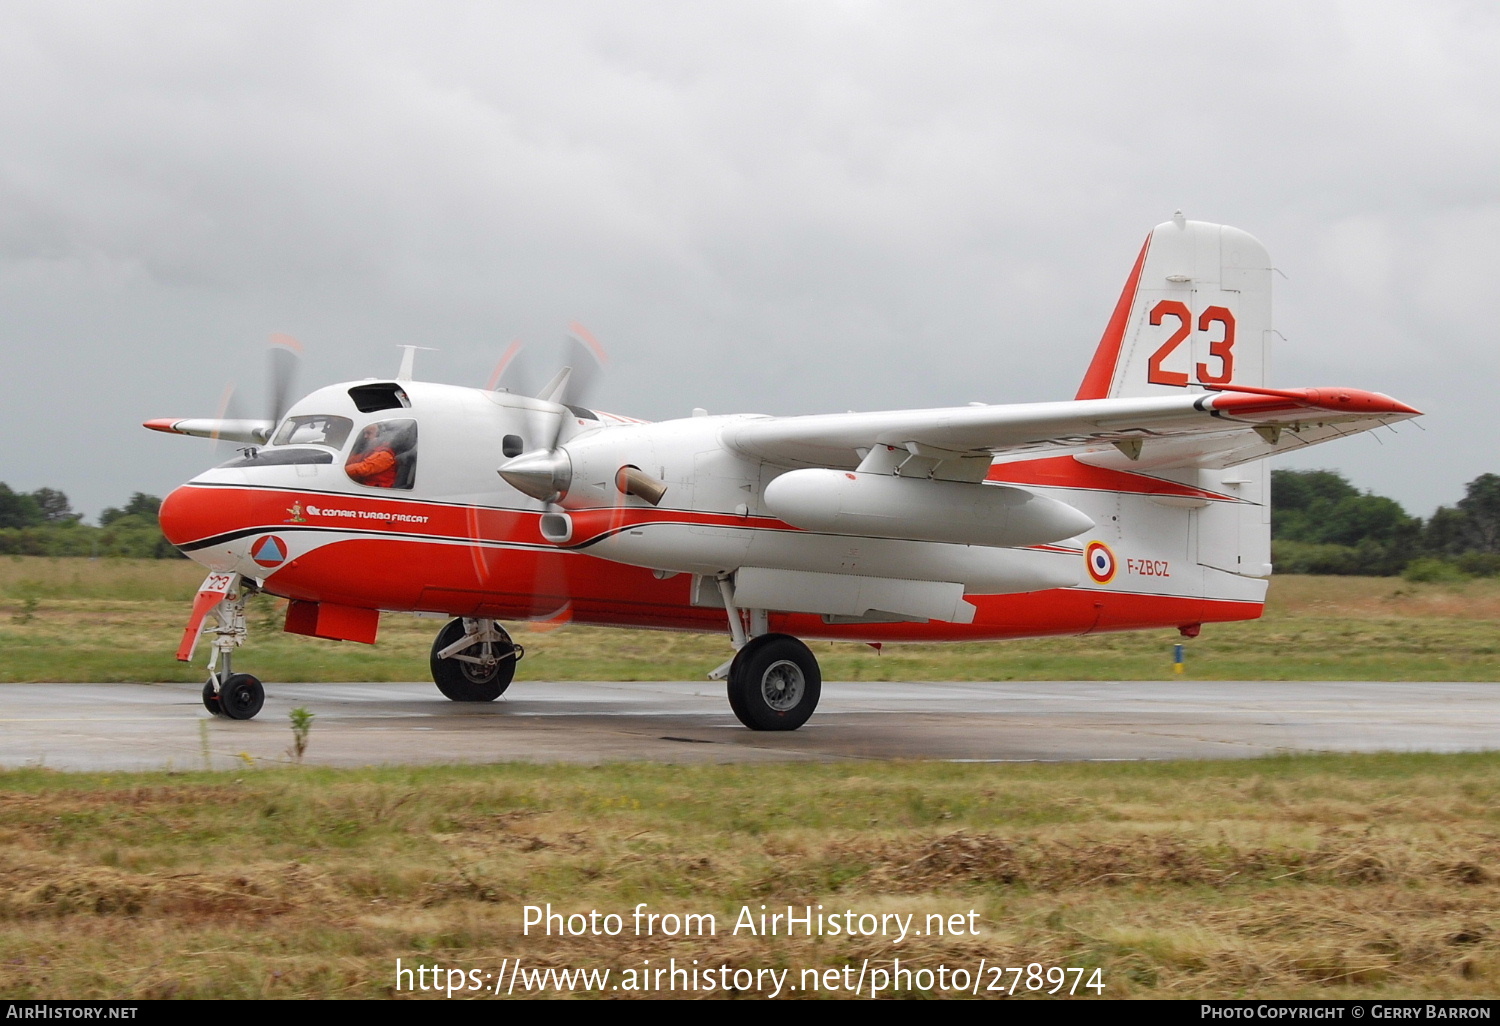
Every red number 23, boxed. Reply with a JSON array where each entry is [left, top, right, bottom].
[[1146, 301, 1235, 387]]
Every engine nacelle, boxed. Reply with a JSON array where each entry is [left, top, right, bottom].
[[763, 469, 1093, 548]]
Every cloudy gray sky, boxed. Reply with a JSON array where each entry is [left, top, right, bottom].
[[1, 0, 1495, 520]]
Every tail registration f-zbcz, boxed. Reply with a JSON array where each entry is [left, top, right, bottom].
[[148, 217, 1420, 728]]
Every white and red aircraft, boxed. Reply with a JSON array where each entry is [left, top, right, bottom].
[[147, 216, 1420, 730]]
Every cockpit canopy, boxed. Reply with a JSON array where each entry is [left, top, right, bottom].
[[221, 385, 420, 489]]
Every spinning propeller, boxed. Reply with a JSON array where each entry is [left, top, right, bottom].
[[493, 322, 614, 503], [215, 333, 304, 446], [264, 333, 303, 431], [471, 324, 621, 627], [479, 325, 670, 628], [145, 334, 304, 446]]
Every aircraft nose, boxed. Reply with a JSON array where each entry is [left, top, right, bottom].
[[157, 483, 210, 548]]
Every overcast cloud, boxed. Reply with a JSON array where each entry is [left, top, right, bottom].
[[0, 0, 1495, 519]]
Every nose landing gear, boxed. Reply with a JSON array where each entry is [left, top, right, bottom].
[[186, 571, 267, 721]]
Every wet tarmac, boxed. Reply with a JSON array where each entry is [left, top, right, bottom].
[[0, 679, 1495, 771]]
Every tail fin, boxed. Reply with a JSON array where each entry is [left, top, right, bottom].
[[1074, 217, 1276, 585], [1076, 215, 1272, 400]]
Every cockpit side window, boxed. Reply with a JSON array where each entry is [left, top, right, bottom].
[[345, 419, 418, 489], [272, 415, 353, 449]]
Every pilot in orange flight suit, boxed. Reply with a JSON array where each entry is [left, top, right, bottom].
[[345, 425, 398, 487]]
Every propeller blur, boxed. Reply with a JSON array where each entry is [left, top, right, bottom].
[[146, 218, 1421, 729]]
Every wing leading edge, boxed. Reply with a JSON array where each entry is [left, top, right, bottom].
[[722, 386, 1420, 475]]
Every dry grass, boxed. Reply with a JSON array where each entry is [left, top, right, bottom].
[[1267, 575, 1500, 620], [1, 754, 1498, 999], [3, 562, 1497, 1000]]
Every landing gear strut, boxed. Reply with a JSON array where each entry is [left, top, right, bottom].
[[430, 617, 523, 701], [196, 573, 266, 721]]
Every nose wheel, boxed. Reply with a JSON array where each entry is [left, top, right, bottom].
[[218, 673, 265, 720], [202, 672, 265, 719]]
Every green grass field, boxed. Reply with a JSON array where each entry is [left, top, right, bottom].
[[1, 754, 1497, 999], [1, 556, 1498, 683]]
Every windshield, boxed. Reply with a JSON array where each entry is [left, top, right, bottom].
[[272, 415, 353, 449]]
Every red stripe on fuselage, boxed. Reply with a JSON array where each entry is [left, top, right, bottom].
[[159, 481, 793, 551]]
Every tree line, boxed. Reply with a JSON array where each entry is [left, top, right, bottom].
[[1272, 469, 1499, 579], [0, 486, 181, 559]]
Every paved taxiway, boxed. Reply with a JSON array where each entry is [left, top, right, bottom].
[[0, 680, 1494, 771]]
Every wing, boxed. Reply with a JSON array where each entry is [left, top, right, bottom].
[[144, 418, 274, 444], [723, 386, 1420, 477]]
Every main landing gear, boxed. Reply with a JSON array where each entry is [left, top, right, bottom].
[[711, 573, 822, 731], [726, 633, 821, 731], [430, 617, 524, 702]]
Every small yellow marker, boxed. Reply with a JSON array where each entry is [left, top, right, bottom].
[[1173, 643, 1186, 675]]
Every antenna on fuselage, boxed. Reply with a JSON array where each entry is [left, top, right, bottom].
[[395, 345, 438, 382]]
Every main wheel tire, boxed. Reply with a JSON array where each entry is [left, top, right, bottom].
[[430, 618, 516, 702], [202, 680, 223, 716], [218, 673, 265, 720], [726, 633, 821, 731], [725, 648, 750, 722]]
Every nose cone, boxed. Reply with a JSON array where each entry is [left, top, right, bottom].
[[158, 484, 210, 548], [157, 486, 195, 549], [158, 483, 251, 573]]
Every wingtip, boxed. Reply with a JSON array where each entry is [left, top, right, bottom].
[[1292, 387, 1421, 417], [1314, 390, 1416, 417], [1206, 385, 1421, 418]]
